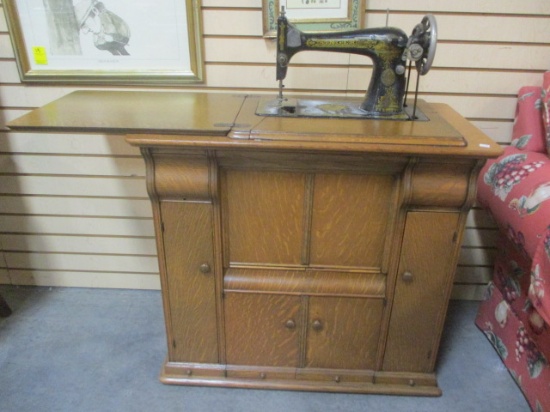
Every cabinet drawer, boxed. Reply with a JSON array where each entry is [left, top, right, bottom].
[[224, 292, 384, 370], [224, 293, 302, 367], [306, 297, 383, 370], [224, 267, 385, 297]]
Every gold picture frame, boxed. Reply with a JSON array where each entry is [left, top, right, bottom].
[[4, 0, 204, 85], [263, 0, 365, 37]]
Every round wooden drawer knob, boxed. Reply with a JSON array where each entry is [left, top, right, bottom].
[[402, 271, 414, 283], [285, 319, 296, 330], [312, 319, 323, 331], [199, 263, 211, 274]]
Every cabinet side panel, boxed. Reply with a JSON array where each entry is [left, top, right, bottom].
[[223, 170, 305, 266], [310, 174, 395, 269], [161, 201, 218, 363], [383, 212, 460, 373]]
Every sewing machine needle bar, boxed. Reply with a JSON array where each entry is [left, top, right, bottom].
[[278, 80, 284, 100]]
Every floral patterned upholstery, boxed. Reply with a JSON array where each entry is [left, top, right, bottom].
[[509, 86, 546, 153], [543, 72, 550, 154], [476, 76, 550, 411], [478, 134, 550, 326]]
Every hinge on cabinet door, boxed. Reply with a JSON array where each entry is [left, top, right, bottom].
[[172, 339, 177, 349], [452, 231, 458, 243], [161, 222, 165, 233]]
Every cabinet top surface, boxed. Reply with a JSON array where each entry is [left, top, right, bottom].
[[8, 90, 502, 158], [8, 91, 243, 136]]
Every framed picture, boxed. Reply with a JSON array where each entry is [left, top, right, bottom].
[[263, 0, 365, 37], [3, 0, 203, 84]]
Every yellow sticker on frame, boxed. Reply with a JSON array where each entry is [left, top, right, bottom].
[[32, 47, 48, 65]]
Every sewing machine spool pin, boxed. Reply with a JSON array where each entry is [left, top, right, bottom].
[[262, 9, 438, 121]]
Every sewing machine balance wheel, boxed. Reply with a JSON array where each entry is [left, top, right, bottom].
[[417, 14, 437, 75]]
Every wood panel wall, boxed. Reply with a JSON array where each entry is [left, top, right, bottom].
[[1, 0, 549, 299]]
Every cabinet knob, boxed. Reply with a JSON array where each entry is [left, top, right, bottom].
[[312, 319, 323, 332], [285, 319, 296, 330], [402, 271, 414, 283], [199, 263, 211, 274]]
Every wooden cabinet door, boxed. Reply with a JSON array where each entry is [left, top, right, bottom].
[[161, 201, 219, 363], [309, 173, 396, 269], [223, 170, 306, 266], [224, 293, 302, 367], [383, 211, 460, 372], [306, 297, 383, 370]]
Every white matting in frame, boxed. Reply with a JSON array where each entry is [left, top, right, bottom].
[[263, 0, 365, 37]]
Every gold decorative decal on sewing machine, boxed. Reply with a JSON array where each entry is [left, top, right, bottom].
[[381, 69, 396, 87], [376, 92, 401, 114], [262, 7, 438, 121], [305, 38, 377, 49], [305, 38, 402, 59], [278, 21, 287, 52]]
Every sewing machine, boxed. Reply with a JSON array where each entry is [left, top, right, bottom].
[[257, 9, 437, 121]]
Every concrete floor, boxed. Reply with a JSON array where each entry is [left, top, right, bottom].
[[0, 285, 529, 412]]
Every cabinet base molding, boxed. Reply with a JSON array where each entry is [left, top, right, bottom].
[[160, 361, 441, 396]]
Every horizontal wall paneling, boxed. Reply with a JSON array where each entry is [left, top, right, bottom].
[[0, 1, 547, 296]]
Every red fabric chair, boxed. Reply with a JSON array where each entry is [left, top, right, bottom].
[[476, 79, 550, 411]]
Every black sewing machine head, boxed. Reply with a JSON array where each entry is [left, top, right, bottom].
[[257, 9, 437, 121]]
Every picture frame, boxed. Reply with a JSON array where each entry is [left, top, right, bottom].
[[3, 0, 204, 85], [263, 0, 365, 38]]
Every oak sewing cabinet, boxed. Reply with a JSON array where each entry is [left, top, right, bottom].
[[8, 91, 502, 396]]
